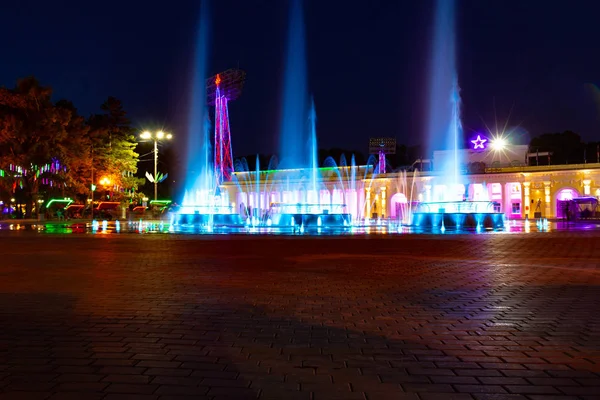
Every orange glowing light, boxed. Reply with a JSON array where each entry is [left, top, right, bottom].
[[215, 74, 221, 86]]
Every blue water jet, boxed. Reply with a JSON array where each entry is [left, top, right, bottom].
[[278, 0, 309, 169], [183, 0, 213, 199], [425, 0, 464, 196], [309, 97, 318, 195]]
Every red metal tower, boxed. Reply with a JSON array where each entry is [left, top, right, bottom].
[[207, 68, 246, 187]]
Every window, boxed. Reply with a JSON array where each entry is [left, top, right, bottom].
[[511, 202, 521, 214]]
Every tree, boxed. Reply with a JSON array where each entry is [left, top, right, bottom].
[[0, 77, 91, 217], [87, 97, 142, 201], [529, 131, 585, 164], [55, 100, 93, 196]]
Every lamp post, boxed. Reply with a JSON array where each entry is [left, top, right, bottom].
[[140, 130, 173, 201]]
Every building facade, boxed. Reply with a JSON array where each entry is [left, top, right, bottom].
[[223, 144, 600, 221]]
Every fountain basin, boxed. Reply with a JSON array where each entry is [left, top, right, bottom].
[[270, 213, 352, 228], [171, 213, 243, 227], [412, 212, 504, 230], [411, 201, 505, 230], [265, 203, 351, 228]]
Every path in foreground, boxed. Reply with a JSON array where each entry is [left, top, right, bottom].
[[1, 232, 600, 400]]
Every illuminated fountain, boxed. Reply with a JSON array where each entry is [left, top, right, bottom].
[[262, 103, 351, 230], [391, 169, 420, 227], [227, 0, 356, 231], [171, 2, 244, 231], [231, 101, 362, 230], [173, 70, 247, 230], [410, 0, 504, 231]]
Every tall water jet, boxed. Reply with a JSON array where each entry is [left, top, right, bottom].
[[425, 0, 464, 199], [278, 0, 309, 169], [183, 0, 212, 199], [309, 98, 318, 196], [172, 0, 243, 231], [412, 0, 505, 231]]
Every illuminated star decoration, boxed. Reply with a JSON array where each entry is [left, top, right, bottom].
[[471, 135, 487, 150]]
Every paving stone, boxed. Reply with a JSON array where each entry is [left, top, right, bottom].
[[1, 233, 600, 399], [419, 395, 473, 400], [0, 393, 52, 400]]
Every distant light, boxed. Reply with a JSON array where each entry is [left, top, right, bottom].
[[156, 131, 165, 139], [166, 133, 173, 140], [140, 131, 152, 139], [490, 136, 508, 151], [99, 177, 111, 186]]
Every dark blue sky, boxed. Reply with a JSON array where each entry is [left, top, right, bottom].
[[2, 0, 600, 159]]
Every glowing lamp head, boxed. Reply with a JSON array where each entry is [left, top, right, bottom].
[[166, 133, 173, 140], [490, 137, 508, 151], [99, 177, 111, 186], [156, 131, 165, 139], [140, 131, 151, 139], [215, 74, 221, 86]]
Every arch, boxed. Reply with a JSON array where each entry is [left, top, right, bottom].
[[390, 192, 408, 219], [555, 187, 580, 219], [555, 187, 580, 201]]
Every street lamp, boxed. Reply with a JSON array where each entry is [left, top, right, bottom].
[[490, 136, 508, 151], [140, 130, 173, 201]]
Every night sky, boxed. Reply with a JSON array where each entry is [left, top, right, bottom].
[[2, 0, 600, 160]]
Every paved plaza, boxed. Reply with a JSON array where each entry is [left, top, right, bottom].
[[0, 231, 600, 400]]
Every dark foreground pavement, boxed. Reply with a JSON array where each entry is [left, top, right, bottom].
[[1, 232, 600, 400]]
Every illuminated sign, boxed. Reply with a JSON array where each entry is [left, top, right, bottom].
[[470, 135, 487, 150]]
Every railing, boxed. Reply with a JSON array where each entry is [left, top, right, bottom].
[[177, 204, 235, 214], [484, 163, 600, 174], [416, 201, 497, 214], [268, 203, 347, 215]]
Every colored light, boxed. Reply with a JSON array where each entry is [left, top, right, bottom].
[[45, 198, 73, 208], [215, 74, 221, 86], [149, 200, 172, 205], [471, 135, 487, 150]]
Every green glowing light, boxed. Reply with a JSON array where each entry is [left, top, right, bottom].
[[231, 165, 373, 176], [149, 200, 172, 205], [45, 198, 73, 209]]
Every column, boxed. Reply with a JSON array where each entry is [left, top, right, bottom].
[[583, 179, 591, 195], [523, 182, 531, 218], [424, 185, 432, 203], [380, 186, 387, 219], [543, 181, 552, 218], [365, 188, 371, 219]]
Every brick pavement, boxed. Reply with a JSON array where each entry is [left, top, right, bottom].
[[0, 231, 600, 399]]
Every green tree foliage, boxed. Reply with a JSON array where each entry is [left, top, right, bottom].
[[0, 77, 142, 216], [87, 97, 142, 200], [0, 77, 91, 216]]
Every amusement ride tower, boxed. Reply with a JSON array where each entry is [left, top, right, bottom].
[[206, 68, 246, 187]]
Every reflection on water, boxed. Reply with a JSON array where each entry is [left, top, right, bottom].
[[1, 218, 600, 236]]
